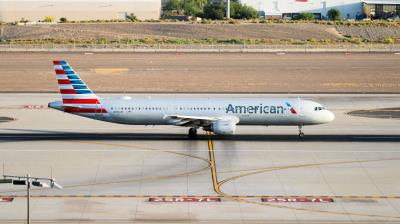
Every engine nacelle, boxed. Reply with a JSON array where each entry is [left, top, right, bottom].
[[210, 120, 237, 135]]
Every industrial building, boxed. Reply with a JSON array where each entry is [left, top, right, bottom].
[[240, 0, 400, 19], [0, 0, 162, 23], [362, 0, 400, 19]]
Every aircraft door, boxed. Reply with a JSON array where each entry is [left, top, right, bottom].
[[297, 97, 304, 117]]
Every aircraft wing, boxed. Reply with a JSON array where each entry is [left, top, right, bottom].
[[163, 115, 218, 127], [164, 115, 239, 128]]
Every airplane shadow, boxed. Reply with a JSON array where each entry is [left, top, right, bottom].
[[0, 131, 400, 142]]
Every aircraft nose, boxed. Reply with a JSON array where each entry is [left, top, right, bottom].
[[325, 110, 335, 123]]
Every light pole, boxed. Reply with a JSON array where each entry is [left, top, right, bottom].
[[226, 0, 230, 19], [27, 174, 30, 224], [0, 173, 62, 224]]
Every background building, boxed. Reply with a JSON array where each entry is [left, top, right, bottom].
[[0, 0, 162, 23], [239, 0, 400, 19], [363, 0, 400, 19]]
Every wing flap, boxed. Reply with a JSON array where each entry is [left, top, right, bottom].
[[164, 115, 217, 127], [163, 115, 239, 127]]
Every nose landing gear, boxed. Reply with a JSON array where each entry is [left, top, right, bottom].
[[188, 128, 198, 140], [298, 125, 305, 140]]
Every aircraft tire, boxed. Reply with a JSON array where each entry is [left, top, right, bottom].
[[188, 128, 198, 140]]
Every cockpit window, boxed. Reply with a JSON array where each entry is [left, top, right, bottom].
[[314, 107, 325, 111]]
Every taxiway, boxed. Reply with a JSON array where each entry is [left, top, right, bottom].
[[0, 94, 400, 223]]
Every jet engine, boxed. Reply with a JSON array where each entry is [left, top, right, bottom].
[[210, 120, 237, 135]]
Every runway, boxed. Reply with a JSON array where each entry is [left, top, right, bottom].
[[1, 94, 400, 223]]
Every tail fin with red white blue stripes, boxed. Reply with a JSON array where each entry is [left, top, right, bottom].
[[53, 60, 100, 105]]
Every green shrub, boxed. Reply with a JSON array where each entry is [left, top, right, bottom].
[[201, 19, 211, 24], [224, 38, 244, 44], [307, 38, 318, 43], [97, 37, 108, 45], [142, 37, 157, 44], [59, 17, 67, 23], [327, 8, 342, 21], [126, 13, 137, 22], [295, 13, 315, 20], [172, 38, 193, 44], [43, 16, 55, 23], [384, 37, 394, 44]]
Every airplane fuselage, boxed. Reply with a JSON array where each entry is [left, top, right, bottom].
[[49, 97, 335, 126]]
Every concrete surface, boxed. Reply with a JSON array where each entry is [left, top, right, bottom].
[[0, 93, 400, 223]]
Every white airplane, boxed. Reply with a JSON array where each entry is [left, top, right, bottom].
[[48, 60, 335, 139]]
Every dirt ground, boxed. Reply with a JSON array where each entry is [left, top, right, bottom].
[[2, 23, 400, 42], [0, 52, 399, 93], [1, 23, 339, 40]]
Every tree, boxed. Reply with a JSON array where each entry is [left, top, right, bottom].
[[202, 2, 225, 20], [59, 17, 67, 23], [231, 1, 258, 19], [43, 16, 55, 23], [126, 13, 137, 22], [327, 8, 342, 21], [200, 0, 258, 20], [183, 0, 203, 16], [295, 12, 315, 20], [165, 0, 184, 15]]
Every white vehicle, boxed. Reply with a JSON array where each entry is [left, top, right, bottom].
[[48, 61, 335, 139]]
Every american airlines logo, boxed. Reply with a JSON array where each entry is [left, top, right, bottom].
[[286, 102, 297, 114], [226, 103, 288, 114]]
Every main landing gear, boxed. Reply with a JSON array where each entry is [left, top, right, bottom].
[[188, 128, 198, 140], [298, 125, 305, 140]]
